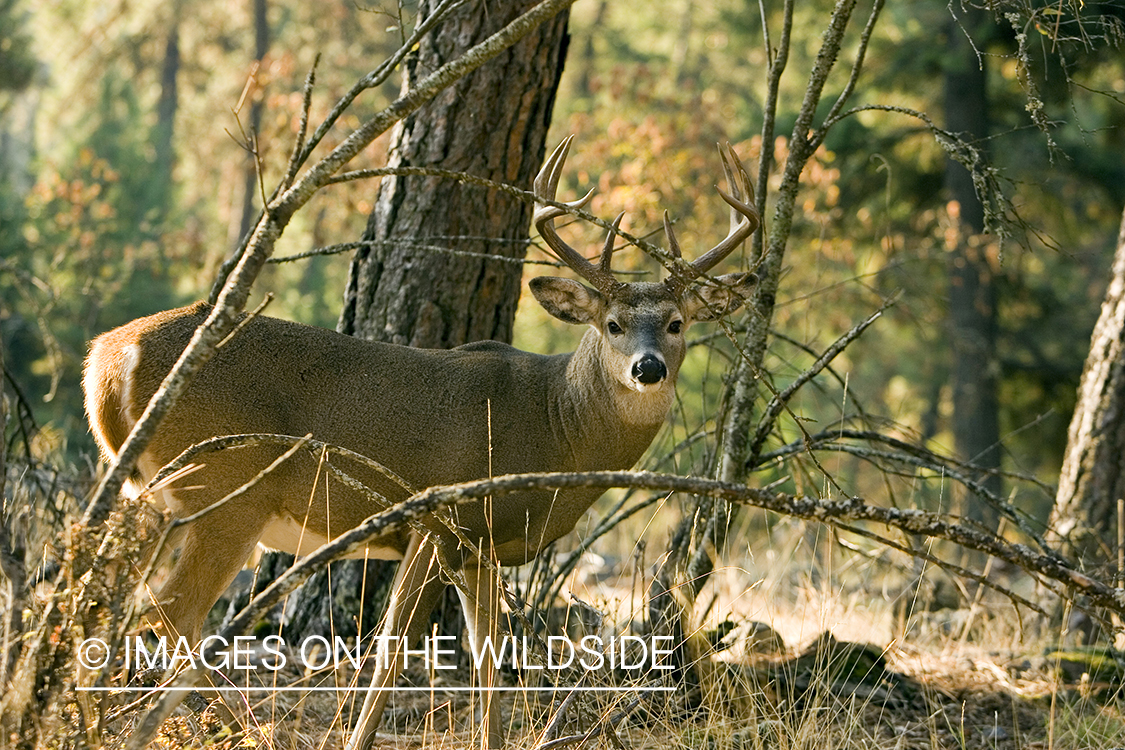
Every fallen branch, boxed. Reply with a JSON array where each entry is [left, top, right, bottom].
[[124, 466, 1120, 746]]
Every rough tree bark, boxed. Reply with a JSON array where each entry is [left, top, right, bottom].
[[944, 6, 1001, 531], [338, 3, 569, 346], [283, 0, 570, 640], [1050, 207, 1125, 571]]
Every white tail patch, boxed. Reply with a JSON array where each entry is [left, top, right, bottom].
[[120, 343, 143, 433]]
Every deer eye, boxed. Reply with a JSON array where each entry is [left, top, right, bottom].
[[606, 320, 623, 335], [668, 320, 683, 334]]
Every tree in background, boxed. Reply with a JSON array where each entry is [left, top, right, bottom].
[[1051, 208, 1125, 572], [617, 0, 1125, 660], [0, 0, 37, 408], [0, 0, 35, 103], [943, 5, 1001, 531], [2, 0, 1124, 677], [0, 0, 188, 451], [235, 0, 270, 251], [0, 0, 413, 453]]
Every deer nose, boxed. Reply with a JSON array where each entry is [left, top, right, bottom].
[[632, 355, 667, 384]]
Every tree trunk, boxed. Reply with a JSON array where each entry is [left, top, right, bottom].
[[1050, 207, 1125, 572], [235, 0, 269, 250], [670, 0, 695, 87], [151, 16, 179, 222], [283, 0, 570, 641], [338, 2, 569, 345], [573, 0, 606, 99], [944, 7, 1001, 531]]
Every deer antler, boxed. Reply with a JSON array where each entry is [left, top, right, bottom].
[[664, 142, 760, 295], [534, 136, 622, 295]]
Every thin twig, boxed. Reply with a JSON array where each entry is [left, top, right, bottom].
[[281, 57, 319, 190], [147, 432, 414, 495], [129, 436, 312, 628], [748, 296, 894, 462], [296, 0, 466, 168], [810, 0, 887, 153]]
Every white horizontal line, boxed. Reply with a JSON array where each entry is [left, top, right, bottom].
[[76, 686, 674, 693]]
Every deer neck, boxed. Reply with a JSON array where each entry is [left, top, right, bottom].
[[557, 327, 673, 469]]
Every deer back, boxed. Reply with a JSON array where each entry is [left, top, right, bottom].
[[85, 302, 662, 566]]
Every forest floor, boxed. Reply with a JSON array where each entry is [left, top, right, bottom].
[[133, 557, 1125, 750]]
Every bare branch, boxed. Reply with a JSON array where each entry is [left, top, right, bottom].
[[748, 297, 894, 464], [717, 0, 859, 485], [810, 0, 887, 152], [790, 441, 1054, 558], [296, 0, 466, 168], [753, 0, 793, 261], [759, 427, 1056, 495], [146, 432, 414, 495], [323, 164, 688, 273], [280, 56, 319, 190], [832, 520, 1047, 617]]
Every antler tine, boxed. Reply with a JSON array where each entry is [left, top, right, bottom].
[[662, 210, 682, 259], [533, 137, 619, 294], [666, 143, 760, 295], [599, 212, 625, 275], [693, 143, 760, 273], [719, 142, 741, 235]]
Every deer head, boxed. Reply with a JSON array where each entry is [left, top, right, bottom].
[[530, 136, 760, 399]]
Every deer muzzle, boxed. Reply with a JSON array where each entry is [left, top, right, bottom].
[[631, 355, 668, 385]]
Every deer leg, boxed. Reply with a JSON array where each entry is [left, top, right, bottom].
[[147, 509, 268, 734], [457, 563, 507, 750], [150, 510, 268, 644], [346, 532, 446, 750]]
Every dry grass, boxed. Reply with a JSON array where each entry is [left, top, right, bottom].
[[78, 566, 1125, 747]]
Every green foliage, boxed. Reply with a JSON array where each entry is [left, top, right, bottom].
[[0, 0, 407, 456], [2, 67, 195, 453]]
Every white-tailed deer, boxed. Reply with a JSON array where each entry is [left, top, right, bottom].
[[83, 137, 758, 749]]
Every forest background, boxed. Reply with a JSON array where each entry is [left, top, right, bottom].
[[2, 0, 1125, 745]]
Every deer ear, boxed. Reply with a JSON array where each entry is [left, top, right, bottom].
[[683, 272, 758, 322], [530, 277, 606, 325]]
